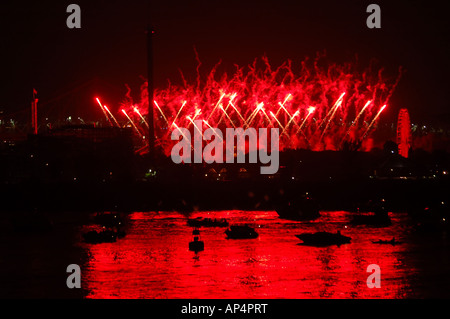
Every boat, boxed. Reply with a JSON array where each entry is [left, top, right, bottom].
[[295, 231, 351, 247], [225, 225, 259, 239], [82, 229, 117, 244], [189, 228, 204, 252], [275, 193, 320, 221], [372, 238, 402, 245], [187, 217, 229, 228], [351, 199, 391, 226]]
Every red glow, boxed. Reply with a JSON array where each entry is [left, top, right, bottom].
[[80, 211, 416, 299], [98, 55, 401, 153]]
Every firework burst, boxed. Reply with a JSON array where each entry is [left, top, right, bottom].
[[114, 54, 401, 155]]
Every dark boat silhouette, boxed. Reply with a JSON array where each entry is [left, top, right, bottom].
[[189, 228, 204, 252], [296, 231, 351, 247], [351, 199, 391, 226], [225, 225, 259, 239], [275, 193, 320, 221], [372, 238, 402, 245], [187, 217, 229, 228]]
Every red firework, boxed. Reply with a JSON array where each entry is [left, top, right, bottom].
[[104, 54, 401, 155]]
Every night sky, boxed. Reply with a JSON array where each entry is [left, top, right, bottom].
[[1, 0, 449, 123]]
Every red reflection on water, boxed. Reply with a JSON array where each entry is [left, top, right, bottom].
[[80, 211, 415, 299]]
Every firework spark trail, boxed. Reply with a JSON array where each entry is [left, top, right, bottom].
[[96, 98, 114, 127], [207, 93, 226, 122], [353, 100, 372, 125], [216, 93, 237, 126], [229, 101, 246, 125], [192, 109, 202, 121], [245, 105, 258, 127], [187, 116, 204, 138], [319, 99, 343, 143], [279, 102, 301, 129], [318, 92, 346, 130], [203, 120, 223, 142], [270, 111, 289, 137], [276, 102, 291, 125], [154, 100, 169, 125], [363, 105, 387, 139], [122, 109, 143, 138], [296, 106, 316, 134], [134, 106, 149, 128], [172, 101, 187, 127], [274, 94, 292, 118], [340, 100, 372, 144], [259, 107, 272, 125], [172, 122, 194, 150], [103, 105, 121, 128], [246, 102, 265, 128], [219, 105, 236, 128], [173, 122, 189, 140], [281, 110, 300, 136]]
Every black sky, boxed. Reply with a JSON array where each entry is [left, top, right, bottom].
[[1, 0, 449, 122]]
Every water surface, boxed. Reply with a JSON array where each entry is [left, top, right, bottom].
[[77, 210, 450, 299]]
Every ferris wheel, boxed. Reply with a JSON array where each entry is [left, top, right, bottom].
[[397, 108, 411, 158]]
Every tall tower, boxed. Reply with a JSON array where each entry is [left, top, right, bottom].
[[147, 26, 155, 158]]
